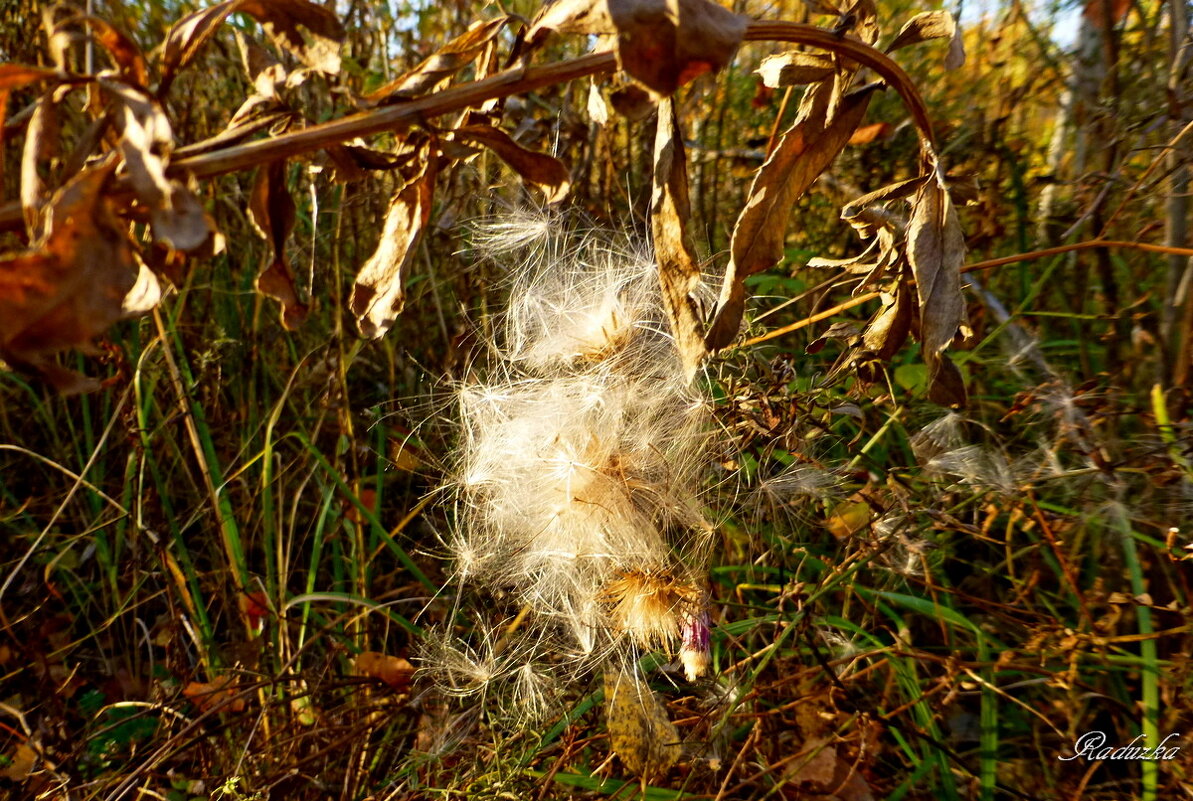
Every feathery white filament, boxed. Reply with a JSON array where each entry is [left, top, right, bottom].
[[436, 215, 714, 697]]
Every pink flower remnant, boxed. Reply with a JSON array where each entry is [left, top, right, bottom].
[[679, 604, 711, 681]]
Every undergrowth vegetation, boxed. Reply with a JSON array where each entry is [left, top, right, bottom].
[[1, 0, 1192, 799]]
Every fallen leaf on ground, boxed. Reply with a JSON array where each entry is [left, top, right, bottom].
[[354, 651, 414, 690], [183, 675, 245, 714], [604, 669, 681, 783]]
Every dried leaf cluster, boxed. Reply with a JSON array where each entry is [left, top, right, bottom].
[[2, 0, 969, 407]]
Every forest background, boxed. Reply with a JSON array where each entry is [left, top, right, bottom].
[[1, 0, 1192, 798]]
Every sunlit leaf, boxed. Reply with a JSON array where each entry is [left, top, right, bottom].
[[706, 83, 876, 349], [366, 16, 509, 103], [20, 93, 57, 236], [650, 98, 706, 378], [159, 0, 344, 94], [104, 80, 213, 251], [350, 147, 438, 338], [907, 163, 968, 406], [452, 124, 570, 203], [354, 651, 415, 691], [604, 669, 681, 783], [530, 0, 747, 96], [756, 51, 835, 87]]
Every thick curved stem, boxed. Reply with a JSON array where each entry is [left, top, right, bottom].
[[0, 19, 938, 233]]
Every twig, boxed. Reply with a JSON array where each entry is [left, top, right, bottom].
[[0, 20, 938, 233], [739, 238, 1193, 348]]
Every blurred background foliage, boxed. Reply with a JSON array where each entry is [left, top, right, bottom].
[[1, 0, 1192, 798]]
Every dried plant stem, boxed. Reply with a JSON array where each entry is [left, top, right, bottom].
[[0, 21, 936, 233], [740, 291, 881, 347], [742, 238, 1193, 348], [964, 239, 1193, 272]]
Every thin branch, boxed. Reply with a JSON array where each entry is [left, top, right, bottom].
[[739, 238, 1193, 347], [0, 20, 938, 233]]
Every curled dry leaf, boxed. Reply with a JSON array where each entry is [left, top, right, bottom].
[[784, 737, 875, 799], [845, 0, 881, 47], [452, 124, 570, 203], [104, 80, 213, 252], [159, 2, 244, 93], [0, 159, 154, 394], [366, 16, 510, 103], [321, 144, 419, 183], [885, 9, 965, 70], [247, 160, 307, 329], [350, 146, 438, 339], [609, 82, 656, 120], [20, 93, 58, 237], [885, 10, 955, 52], [183, 675, 245, 714], [587, 80, 610, 125], [862, 286, 912, 361], [848, 121, 892, 144], [650, 98, 706, 378], [706, 82, 876, 350], [756, 51, 835, 87], [529, 0, 747, 96], [159, 0, 344, 95], [237, 0, 344, 75], [841, 174, 926, 222], [907, 163, 968, 407], [354, 651, 415, 691], [603, 669, 681, 783], [528, 0, 616, 39], [609, 0, 747, 95], [72, 15, 149, 87], [0, 64, 62, 91]]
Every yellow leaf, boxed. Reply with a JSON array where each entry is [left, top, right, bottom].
[[603, 669, 681, 783]]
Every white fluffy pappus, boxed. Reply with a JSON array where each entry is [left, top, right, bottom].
[[432, 214, 716, 701]]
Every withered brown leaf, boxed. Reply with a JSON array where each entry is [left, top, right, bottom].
[[587, 80, 610, 124], [603, 669, 681, 784], [0, 160, 151, 394], [862, 286, 912, 361], [907, 165, 968, 406], [20, 93, 58, 237], [452, 124, 570, 203], [73, 15, 149, 87], [886, 10, 954, 51], [366, 17, 510, 103], [350, 148, 438, 339], [609, 0, 747, 95], [354, 651, 415, 691], [706, 83, 876, 350], [247, 160, 307, 329], [159, 0, 344, 95], [238, 0, 344, 75], [650, 98, 706, 378], [183, 675, 246, 714], [159, 2, 242, 93], [105, 80, 213, 251], [756, 51, 835, 88], [530, 0, 747, 96], [841, 174, 927, 222]]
